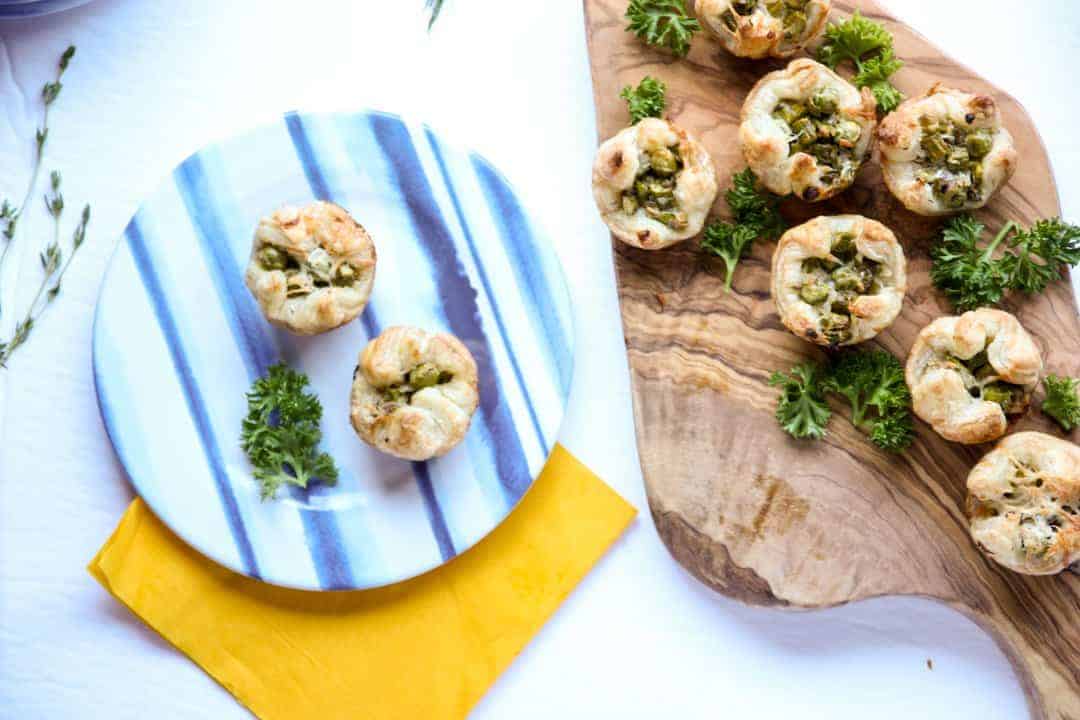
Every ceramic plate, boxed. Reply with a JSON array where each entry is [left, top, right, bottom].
[[93, 110, 573, 590]]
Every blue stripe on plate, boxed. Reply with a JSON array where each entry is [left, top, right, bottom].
[[284, 111, 458, 559], [174, 152, 355, 590], [469, 155, 573, 397], [423, 129, 549, 456], [124, 216, 260, 578], [366, 113, 532, 504]]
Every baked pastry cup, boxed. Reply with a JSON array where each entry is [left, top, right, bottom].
[[877, 84, 1018, 215], [905, 309, 1042, 445], [771, 215, 906, 347], [245, 201, 377, 335], [967, 432, 1080, 575], [350, 326, 479, 461], [740, 58, 877, 202], [697, 0, 831, 60], [592, 117, 718, 250]]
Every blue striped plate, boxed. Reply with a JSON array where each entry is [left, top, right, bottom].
[[93, 110, 573, 590]]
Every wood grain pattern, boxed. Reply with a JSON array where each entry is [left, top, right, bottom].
[[583, 1, 1080, 717]]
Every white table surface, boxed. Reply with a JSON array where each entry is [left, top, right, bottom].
[[1, 1, 1078, 718]]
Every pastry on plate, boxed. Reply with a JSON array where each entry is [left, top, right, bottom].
[[697, 0, 831, 60], [905, 309, 1042, 445], [877, 84, 1017, 215], [245, 201, 376, 335], [592, 117, 718, 250], [350, 326, 479, 461], [771, 214, 906, 347], [740, 58, 877, 202], [966, 432, 1080, 575]]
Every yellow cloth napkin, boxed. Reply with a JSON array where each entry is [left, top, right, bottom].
[[89, 444, 635, 720]]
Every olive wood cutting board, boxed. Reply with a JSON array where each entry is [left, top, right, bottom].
[[583, 1, 1080, 716]]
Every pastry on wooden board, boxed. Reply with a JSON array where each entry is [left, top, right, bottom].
[[771, 214, 906, 347], [349, 326, 479, 461], [245, 201, 377, 335], [905, 309, 1042, 445], [967, 432, 1080, 575], [740, 58, 877, 203], [696, 0, 831, 60], [877, 84, 1017, 216], [592, 117, 719, 250]]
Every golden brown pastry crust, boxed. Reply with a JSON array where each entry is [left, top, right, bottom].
[[244, 202, 376, 335], [697, 0, 831, 59], [905, 309, 1042, 445], [967, 432, 1080, 575], [771, 215, 906, 347], [877, 84, 1018, 216], [592, 117, 718, 250], [740, 59, 877, 202], [349, 326, 479, 461]]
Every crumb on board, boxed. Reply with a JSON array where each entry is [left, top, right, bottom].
[[926, 658, 933, 671]]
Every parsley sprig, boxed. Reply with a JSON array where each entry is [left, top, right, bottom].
[[625, 0, 700, 57], [817, 11, 904, 113], [701, 169, 786, 291], [1042, 375, 1080, 432], [620, 76, 667, 125], [930, 214, 1080, 312], [241, 364, 339, 500], [771, 350, 914, 452]]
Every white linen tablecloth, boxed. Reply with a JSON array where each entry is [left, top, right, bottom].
[[1, 1, 1078, 718]]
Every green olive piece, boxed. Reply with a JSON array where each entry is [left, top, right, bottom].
[[791, 117, 816, 147], [622, 193, 640, 215], [830, 264, 870, 292], [785, 0, 808, 7], [921, 133, 949, 163], [830, 233, 856, 259], [635, 180, 650, 202], [332, 263, 358, 287], [821, 313, 851, 343], [408, 362, 442, 390], [946, 146, 970, 172], [810, 143, 839, 168], [649, 147, 680, 177], [773, 100, 806, 126], [833, 120, 861, 148], [800, 281, 830, 305], [783, 11, 807, 37], [969, 161, 984, 187], [982, 382, 1019, 412], [808, 87, 839, 116], [720, 9, 738, 31], [258, 245, 288, 271], [765, 0, 785, 15], [383, 385, 407, 404], [966, 131, 993, 159], [935, 174, 972, 209]]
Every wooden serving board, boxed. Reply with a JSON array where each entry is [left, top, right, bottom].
[[583, 1, 1080, 716]]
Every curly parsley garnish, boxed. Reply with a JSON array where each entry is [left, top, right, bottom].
[[1042, 374, 1080, 432], [620, 76, 667, 125], [817, 11, 904, 113], [771, 350, 914, 452], [625, 0, 700, 57], [930, 214, 1080, 312], [701, 169, 786, 291], [241, 363, 339, 500]]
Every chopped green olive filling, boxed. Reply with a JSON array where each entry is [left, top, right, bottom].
[[721, 0, 810, 38], [257, 244, 360, 296], [796, 232, 883, 345], [772, 87, 861, 197], [927, 350, 1026, 414], [916, 115, 993, 209], [620, 145, 689, 230], [379, 363, 454, 408]]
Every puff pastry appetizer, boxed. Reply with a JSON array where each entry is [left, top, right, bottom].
[[740, 59, 877, 202], [905, 309, 1042, 445], [697, 0, 830, 59], [966, 432, 1080, 575], [772, 215, 906, 347], [349, 326, 479, 461], [877, 85, 1017, 215], [245, 202, 377, 335], [592, 117, 718, 250]]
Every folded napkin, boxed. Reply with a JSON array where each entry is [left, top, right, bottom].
[[89, 444, 635, 720]]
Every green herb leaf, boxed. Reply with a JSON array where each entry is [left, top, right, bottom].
[[769, 363, 832, 440], [240, 363, 340, 501], [1042, 374, 1080, 432], [59, 45, 75, 71], [817, 11, 903, 113], [625, 0, 700, 57], [425, 0, 445, 30], [701, 169, 785, 290], [825, 350, 913, 451], [620, 76, 667, 124]]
